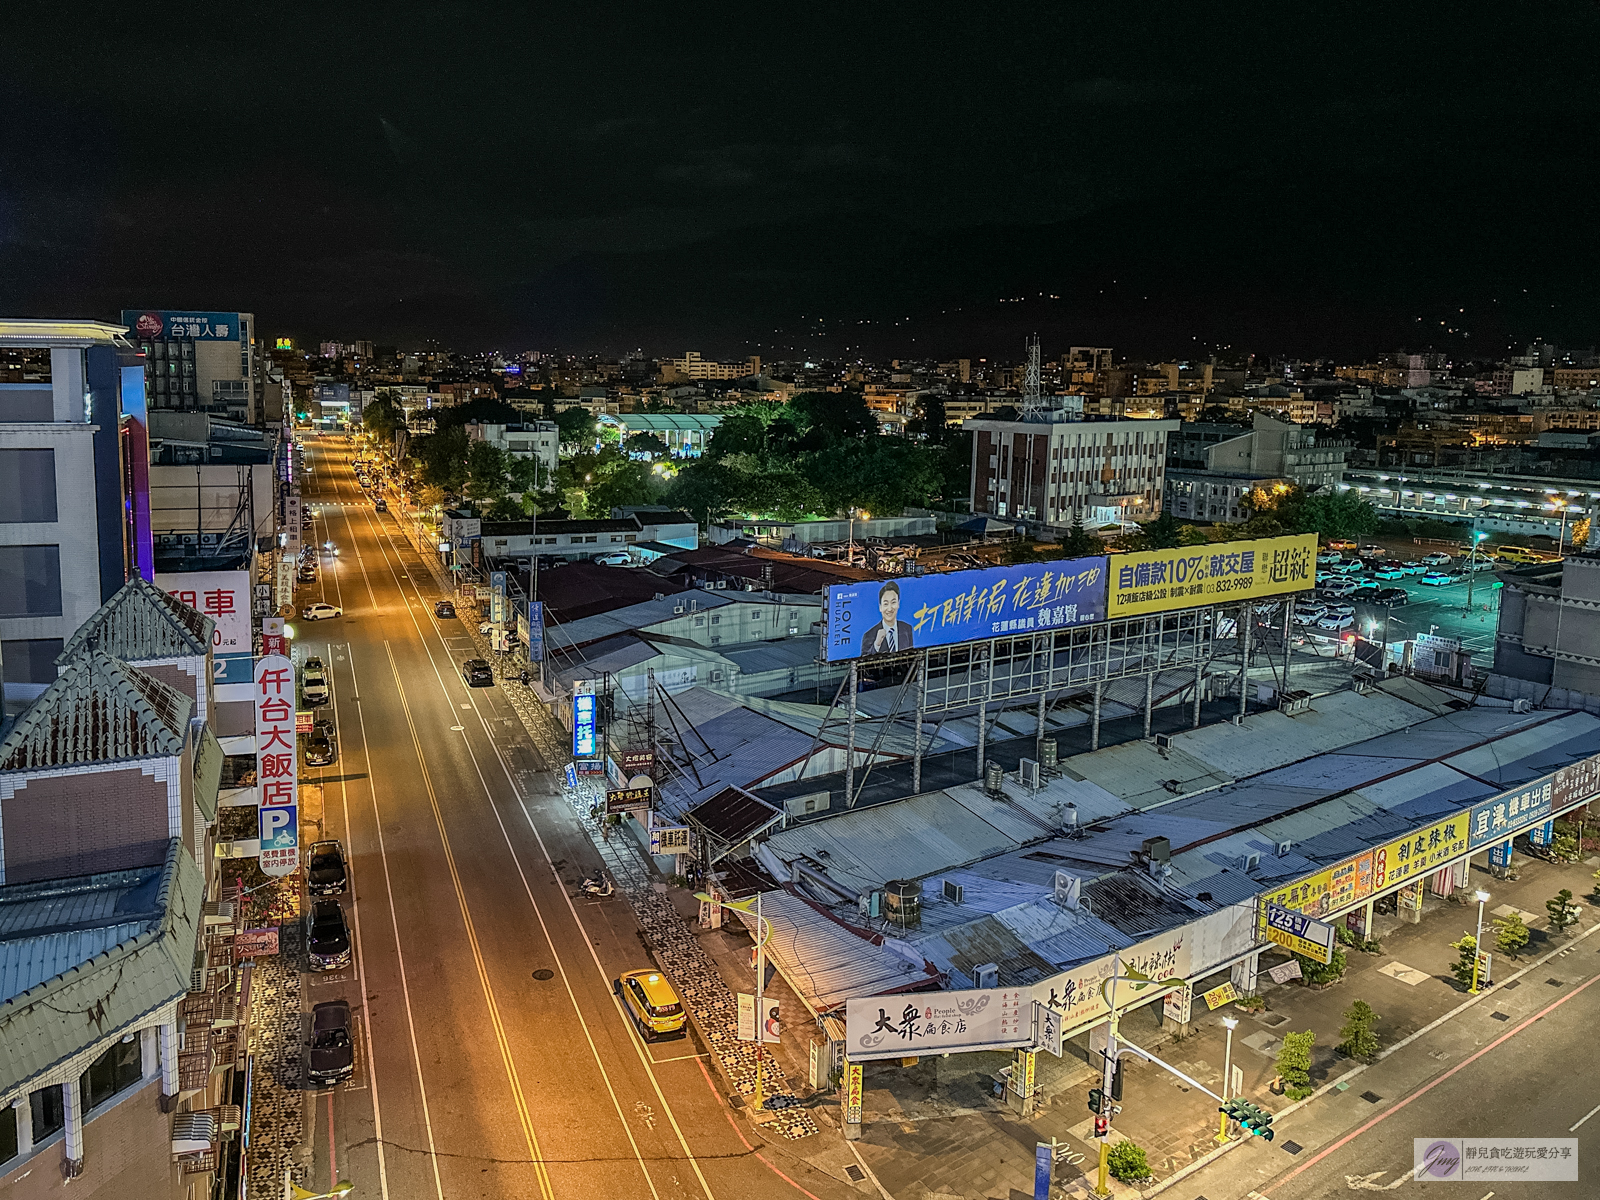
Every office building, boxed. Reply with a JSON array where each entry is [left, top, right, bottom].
[[121, 310, 259, 424], [1165, 414, 1348, 524], [466, 420, 560, 484], [0, 320, 154, 721], [965, 408, 1177, 528], [664, 352, 761, 382]]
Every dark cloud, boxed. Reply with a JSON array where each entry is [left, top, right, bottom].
[[2, 0, 1598, 357]]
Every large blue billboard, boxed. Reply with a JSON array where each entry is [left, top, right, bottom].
[[121, 310, 243, 342], [824, 557, 1108, 662]]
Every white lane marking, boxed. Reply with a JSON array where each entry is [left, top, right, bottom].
[[355, 494, 703, 1200], [1571, 1101, 1600, 1131], [1345, 1166, 1415, 1190]]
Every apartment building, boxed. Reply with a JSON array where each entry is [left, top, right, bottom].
[[965, 409, 1176, 528], [121, 311, 258, 424], [1165, 414, 1348, 524]]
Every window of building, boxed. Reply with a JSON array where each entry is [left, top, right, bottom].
[[610, 535, 622, 543], [710, 614, 720, 624], [80, 1038, 143, 1113], [0, 450, 58, 523], [0, 1104, 15, 1166], [2, 637, 63, 718], [584, 536, 598, 544], [0, 546, 62, 618], [30, 1087, 63, 1142]]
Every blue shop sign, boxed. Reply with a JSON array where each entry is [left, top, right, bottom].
[[1467, 779, 1552, 850]]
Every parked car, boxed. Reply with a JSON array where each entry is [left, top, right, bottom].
[[1421, 552, 1454, 567], [613, 969, 687, 1040], [1316, 552, 1344, 565], [1324, 603, 1356, 618], [462, 659, 495, 687], [1359, 544, 1385, 557], [593, 552, 632, 567], [304, 720, 338, 767], [307, 839, 347, 896], [1318, 612, 1355, 631], [1374, 587, 1409, 605], [1464, 556, 1499, 572], [434, 600, 456, 618], [1350, 586, 1383, 604], [1330, 560, 1366, 575], [306, 1000, 355, 1087], [302, 657, 329, 706], [297, 565, 317, 584], [1327, 539, 1358, 551], [1400, 561, 1425, 575], [1373, 566, 1405, 580], [1494, 546, 1543, 565], [1293, 603, 1329, 626], [1419, 571, 1453, 586], [1320, 578, 1360, 597], [535, 555, 565, 570], [302, 602, 343, 620], [306, 900, 351, 971]]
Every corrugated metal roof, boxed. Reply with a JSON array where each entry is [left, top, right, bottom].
[[547, 591, 735, 650], [0, 839, 201, 1102], [1442, 710, 1600, 787], [735, 890, 935, 1012], [720, 638, 824, 673], [0, 650, 191, 771], [657, 703, 816, 815], [56, 576, 213, 666], [548, 633, 661, 685]]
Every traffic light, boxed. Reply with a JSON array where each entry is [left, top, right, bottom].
[[1093, 1114, 1110, 1139], [1088, 1088, 1104, 1114], [1219, 1099, 1276, 1139]]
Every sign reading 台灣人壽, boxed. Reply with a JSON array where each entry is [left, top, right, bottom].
[[157, 570, 253, 691], [1467, 780, 1552, 850], [824, 558, 1107, 662], [122, 309, 241, 341], [1030, 932, 1190, 1029], [254, 654, 298, 877], [1263, 903, 1336, 964], [1374, 816, 1468, 890], [1107, 533, 1317, 617], [845, 987, 1030, 1059]]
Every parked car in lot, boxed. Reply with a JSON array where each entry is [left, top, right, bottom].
[[1330, 560, 1365, 575], [1320, 578, 1359, 597], [302, 602, 343, 620], [1464, 556, 1498, 571], [306, 1000, 355, 1087], [1317, 551, 1344, 565], [593, 551, 632, 567], [1324, 603, 1356, 618], [302, 656, 329, 706], [1293, 603, 1329, 626], [462, 659, 495, 687], [1376, 587, 1409, 604], [434, 600, 456, 618], [1400, 561, 1425, 575], [1494, 546, 1543, 565], [1327, 539, 1358, 551], [614, 969, 687, 1040], [1318, 612, 1355, 631], [1419, 571, 1453, 586], [304, 720, 338, 767], [307, 839, 347, 896], [306, 900, 351, 971], [1373, 566, 1405, 580], [1350, 586, 1382, 604], [1359, 544, 1386, 557], [1421, 551, 1454, 567]]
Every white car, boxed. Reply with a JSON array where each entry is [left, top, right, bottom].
[[302, 603, 343, 621], [1320, 578, 1359, 597], [1330, 560, 1365, 575], [1421, 552, 1453, 567], [1317, 552, 1344, 565], [1324, 603, 1356, 618], [1373, 566, 1405, 580], [593, 552, 632, 567], [1419, 572, 1453, 586], [1318, 612, 1355, 631], [1293, 604, 1329, 626]]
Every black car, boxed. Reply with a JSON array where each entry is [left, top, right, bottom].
[[435, 600, 456, 619], [304, 721, 338, 767], [306, 900, 351, 971], [306, 1000, 355, 1086], [1349, 586, 1382, 605], [307, 840, 347, 896], [1373, 587, 1409, 606], [462, 658, 495, 687]]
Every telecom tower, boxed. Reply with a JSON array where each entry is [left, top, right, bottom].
[[1022, 333, 1043, 414]]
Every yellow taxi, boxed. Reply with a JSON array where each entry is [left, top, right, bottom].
[[614, 969, 687, 1040], [1493, 546, 1543, 565]]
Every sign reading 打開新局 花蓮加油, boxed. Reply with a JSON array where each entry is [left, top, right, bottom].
[[824, 557, 1108, 662], [1106, 533, 1318, 618]]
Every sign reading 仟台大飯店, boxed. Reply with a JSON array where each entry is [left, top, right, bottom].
[[254, 654, 298, 877]]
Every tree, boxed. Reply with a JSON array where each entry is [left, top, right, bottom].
[[1337, 1000, 1379, 1061], [1275, 1030, 1316, 1100], [418, 485, 446, 513], [582, 461, 665, 518], [1573, 517, 1591, 549], [410, 426, 470, 494], [1294, 945, 1346, 985], [788, 390, 876, 445], [1493, 911, 1530, 958], [1137, 511, 1184, 550], [624, 432, 670, 458], [363, 390, 404, 442], [1297, 491, 1380, 540], [1178, 523, 1210, 546], [1061, 518, 1100, 558], [466, 441, 508, 506], [553, 407, 597, 445], [704, 415, 767, 459], [665, 461, 740, 525], [1450, 933, 1480, 988], [1547, 888, 1580, 934], [1106, 1140, 1153, 1185]]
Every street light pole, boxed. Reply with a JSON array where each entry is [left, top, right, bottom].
[[1470, 888, 1491, 993], [1216, 1017, 1238, 1144], [755, 890, 766, 1113]]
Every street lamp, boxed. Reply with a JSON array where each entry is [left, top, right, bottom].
[[1470, 888, 1491, 993], [1216, 1016, 1239, 1143], [1465, 525, 1488, 616], [849, 508, 869, 564]]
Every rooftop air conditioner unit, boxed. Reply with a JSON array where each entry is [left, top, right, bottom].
[[1230, 714, 1246, 727], [1154, 733, 1173, 752], [975, 963, 1000, 989], [1053, 871, 1081, 909], [1237, 852, 1261, 873], [1019, 758, 1040, 790], [942, 879, 964, 904], [673, 604, 686, 615], [1276, 840, 1293, 857], [1513, 698, 1533, 713]]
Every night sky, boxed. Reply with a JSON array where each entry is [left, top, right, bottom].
[[5, 2, 1599, 360]]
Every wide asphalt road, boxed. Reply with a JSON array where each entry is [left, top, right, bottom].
[[289, 434, 854, 1200]]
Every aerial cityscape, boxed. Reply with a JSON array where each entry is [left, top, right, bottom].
[[4, 7, 1600, 1200]]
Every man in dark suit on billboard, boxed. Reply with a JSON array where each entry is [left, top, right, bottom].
[[861, 581, 914, 656]]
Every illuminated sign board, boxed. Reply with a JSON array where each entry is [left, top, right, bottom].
[[1106, 533, 1317, 618], [573, 693, 598, 758], [121, 310, 242, 342], [254, 654, 299, 876], [824, 557, 1107, 662]]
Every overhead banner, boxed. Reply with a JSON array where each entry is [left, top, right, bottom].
[[1374, 815, 1468, 891], [845, 987, 1031, 1060], [254, 654, 298, 876], [1263, 903, 1336, 964], [1031, 930, 1190, 1030], [1468, 780, 1551, 850], [824, 557, 1107, 662], [1107, 533, 1317, 618]]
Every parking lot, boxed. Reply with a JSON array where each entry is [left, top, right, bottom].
[[1307, 542, 1506, 656]]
